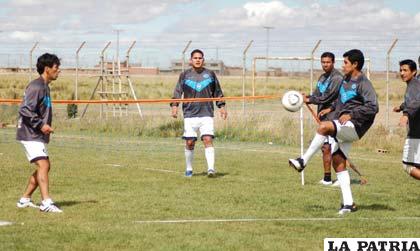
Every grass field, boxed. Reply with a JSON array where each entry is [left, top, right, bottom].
[[0, 128, 419, 250]]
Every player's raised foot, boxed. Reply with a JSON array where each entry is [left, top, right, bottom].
[[288, 158, 305, 172], [17, 198, 39, 209], [40, 200, 63, 213], [207, 169, 216, 178], [319, 179, 333, 185], [338, 203, 357, 215], [185, 170, 193, 178]]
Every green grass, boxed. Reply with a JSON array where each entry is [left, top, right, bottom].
[[0, 129, 419, 250]]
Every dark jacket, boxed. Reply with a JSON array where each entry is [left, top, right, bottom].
[[331, 73, 378, 138], [399, 78, 420, 139], [16, 77, 52, 143], [171, 68, 225, 118], [308, 68, 343, 121]]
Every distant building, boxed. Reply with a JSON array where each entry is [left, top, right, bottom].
[[170, 59, 225, 75], [96, 61, 159, 75]]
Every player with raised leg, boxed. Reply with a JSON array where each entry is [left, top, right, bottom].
[[288, 49, 378, 215]]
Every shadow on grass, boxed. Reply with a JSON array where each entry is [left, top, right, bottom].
[[56, 200, 98, 207], [193, 172, 229, 178], [358, 204, 396, 211]]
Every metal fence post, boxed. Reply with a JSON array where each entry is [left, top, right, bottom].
[[75, 41, 86, 100], [29, 42, 39, 82], [386, 38, 398, 129], [242, 40, 253, 114]]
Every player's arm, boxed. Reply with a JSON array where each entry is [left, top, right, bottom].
[[213, 72, 227, 120], [170, 73, 184, 118], [19, 85, 46, 131]]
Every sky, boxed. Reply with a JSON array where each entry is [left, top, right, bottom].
[[0, 0, 419, 70]]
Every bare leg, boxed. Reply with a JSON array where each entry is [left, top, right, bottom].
[[321, 143, 332, 181], [22, 170, 38, 198], [409, 167, 420, 180], [35, 159, 51, 201]]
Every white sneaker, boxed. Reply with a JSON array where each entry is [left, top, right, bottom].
[[17, 199, 39, 209], [40, 202, 63, 213], [319, 179, 333, 185], [331, 180, 341, 187]]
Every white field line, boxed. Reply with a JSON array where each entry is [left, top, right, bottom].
[[105, 164, 123, 167], [134, 217, 420, 224], [143, 167, 182, 174], [0, 221, 13, 226]]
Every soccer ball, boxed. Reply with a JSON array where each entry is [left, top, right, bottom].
[[282, 90, 304, 112]]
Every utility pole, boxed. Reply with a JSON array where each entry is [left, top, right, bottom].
[[263, 26, 274, 82]]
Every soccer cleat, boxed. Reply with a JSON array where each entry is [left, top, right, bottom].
[[17, 199, 39, 209], [40, 203, 63, 213], [207, 169, 216, 178], [288, 158, 305, 172], [338, 203, 357, 215], [185, 170, 193, 177], [319, 179, 333, 185]]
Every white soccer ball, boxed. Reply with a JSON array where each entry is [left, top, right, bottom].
[[282, 90, 304, 112]]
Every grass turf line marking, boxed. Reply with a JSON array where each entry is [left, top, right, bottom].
[[0, 221, 13, 226], [134, 217, 420, 224], [143, 167, 182, 174]]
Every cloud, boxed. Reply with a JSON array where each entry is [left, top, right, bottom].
[[10, 31, 41, 42], [0, 0, 191, 32], [178, 0, 420, 37]]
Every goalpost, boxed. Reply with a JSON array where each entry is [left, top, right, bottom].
[[250, 56, 371, 185]]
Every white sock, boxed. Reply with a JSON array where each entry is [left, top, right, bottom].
[[302, 133, 327, 165], [42, 198, 53, 206], [185, 149, 194, 171], [336, 170, 353, 206], [205, 147, 215, 171]]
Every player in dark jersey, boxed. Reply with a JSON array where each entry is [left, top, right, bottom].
[[393, 59, 420, 180], [289, 49, 378, 215], [171, 49, 227, 177], [303, 52, 343, 186], [16, 53, 62, 213]]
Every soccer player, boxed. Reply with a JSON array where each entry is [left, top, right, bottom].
[[171, 49, 227, 177], [16, 53, 62, 213], [289, 49, 378, 215], [303, 52, 343, 186], [393, 59, 420, 180], [417, 56, 420, 80]]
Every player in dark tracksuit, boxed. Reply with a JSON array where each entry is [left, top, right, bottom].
[[417, 56, 420, 80], [289, 49, 378, 215], [16, 53, 63, 213], [393, 59, 420, 180], [304, 52, 343, 185], [170, 49, 227, 178]]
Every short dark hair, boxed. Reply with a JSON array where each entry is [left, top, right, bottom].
[[418, 55, 420, 66], [36, 53, 60, 75], [190, 49, 204, 58], [321, 52, 335, 62], [399, 59, 417, 72], [343, 49, 364, 71]]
